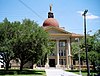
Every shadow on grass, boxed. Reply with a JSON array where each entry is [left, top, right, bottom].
[[0, 69, 45, 75]]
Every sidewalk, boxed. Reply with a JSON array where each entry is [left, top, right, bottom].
[[45, 68, 82, 76]]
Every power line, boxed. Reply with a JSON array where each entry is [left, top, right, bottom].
[[18, 0, 44, 20]]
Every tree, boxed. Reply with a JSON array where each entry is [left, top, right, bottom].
[[71, 40, 86, 65], [40, 41, 55, 66], [94, 29, 100, 53], [88, 51, 98, 70], [93, 29, 100, 68], [13, 19, 50, 70], [0, 18, 52, 71], [0, 18, 17, 70], [72, 29, 100, 70], [71, 42, 79, 61]]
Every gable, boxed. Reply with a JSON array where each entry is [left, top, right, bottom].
[[48, 29, 66, 34], [44, 26, 71, 34]]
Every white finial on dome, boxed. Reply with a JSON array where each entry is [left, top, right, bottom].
[[50, 4, 52, 12]]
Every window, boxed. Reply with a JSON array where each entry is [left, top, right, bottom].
[[59, 50, 63, 56], [61, 50, 63, 56], [59, 50, 61, 56], [59, 59, 66, 65], [64, 50, 66, 56], [59, 41, 65, 47], [59, 59, 63, 65], [59, 49, 66, 56], [63, 59, 66, 65]]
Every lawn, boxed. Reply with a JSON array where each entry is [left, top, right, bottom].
[[73, 72, 98, 76], [72, 71, 87, 76], [66, 70, 99, 76], [0, 75, 42, 76], [0, 69, 46, 76]]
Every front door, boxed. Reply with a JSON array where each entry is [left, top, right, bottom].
[[49, 59, 55, 67]]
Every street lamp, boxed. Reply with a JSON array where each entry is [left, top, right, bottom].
[[82, 10, 90, 76], [87, 30, 92, 35], [75, 38, 82, 75]]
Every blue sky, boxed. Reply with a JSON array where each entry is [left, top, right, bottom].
[[0, 0, 100, 35]]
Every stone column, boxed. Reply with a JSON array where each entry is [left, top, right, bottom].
[[68, 38, 71, 55], [68, 38, 71, 69], [45, 55, 49, 68], [56, 40, 60, 68], [66, 40, 68, 68]]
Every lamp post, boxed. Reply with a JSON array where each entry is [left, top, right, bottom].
[[75, 38, 82, 75], [77, 38, 82, 75], [87, 30, 92, 35], [82, 10, 90, 76]]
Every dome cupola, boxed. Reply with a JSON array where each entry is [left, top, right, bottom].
[[43, 4, 59, 27]]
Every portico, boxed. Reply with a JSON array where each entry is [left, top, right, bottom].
[[43, 26, 72, 68], [43, 5, 82, 69]]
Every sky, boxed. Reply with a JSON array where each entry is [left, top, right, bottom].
[[0, 0, 100, 35]]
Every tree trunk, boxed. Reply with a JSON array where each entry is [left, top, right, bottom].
[[5, 60, 10, 71], [92, 62, 96, 71], [73, 60, 75, 65], [80, 59, 83, 65], [20, 60, 24, 71], [30, 59, 33, 69]]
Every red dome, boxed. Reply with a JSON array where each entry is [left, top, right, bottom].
[[43, 18, 59, 27]]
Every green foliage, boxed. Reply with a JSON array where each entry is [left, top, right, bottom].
[[71, 42, 79, 55], [40, 41, 56, 66], [94, 29, 100, 53], [0, 18, 16, 70], [71, 29, 100, 70], [88, 51, 98, 63], [0, 18, 51, 70], [94, 29, 100, 41], [0, 69, 45, 75], [71, 42, 79, 60], [11, 19, 50, 70], [80, 51, 86, 60], [0, 18, 14, 56], [71, 40, 86, 62]]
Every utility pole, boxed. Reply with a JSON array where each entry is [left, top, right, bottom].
[[82, 10, 90, 76]]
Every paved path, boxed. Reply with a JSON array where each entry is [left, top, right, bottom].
[[45, 68, 82, 76]]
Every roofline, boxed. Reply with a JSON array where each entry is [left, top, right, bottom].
[[43, 26, 71, 34], [50, 34, 72, 36]]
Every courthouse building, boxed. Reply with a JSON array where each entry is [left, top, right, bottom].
[[0, 5, 83, 69], [42, 5, 83, 68]]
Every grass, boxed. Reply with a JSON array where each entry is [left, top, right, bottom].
[[0, 75, 36, 76], [71, 71, 87, 76], [66, 70, 99, 76], [74, 72, 99, 76], [0, 69, 46, 76]]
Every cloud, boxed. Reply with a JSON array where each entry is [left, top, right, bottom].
[[77, 11, 99, 19], [77, 11, 84, 15], [86, 14, 99, 19]]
